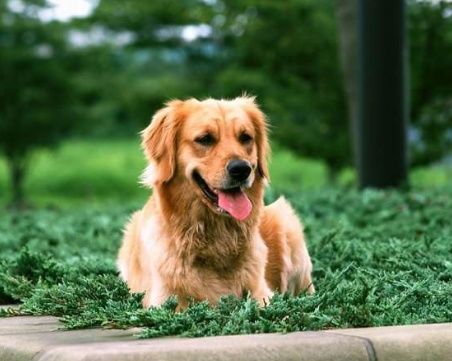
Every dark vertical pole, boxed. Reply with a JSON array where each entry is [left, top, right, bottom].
[[356, 0, 408, 188]]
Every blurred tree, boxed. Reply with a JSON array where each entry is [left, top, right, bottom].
[[409, 0, 452, 166], [337, 0, 452, 168], [209, 0, 350, 176], [0, 0, 77, 207], [336, 0, 358, 164], [89, 0, 350, 176], [66, 0, 451, 179], [76, 0, 213, 133]]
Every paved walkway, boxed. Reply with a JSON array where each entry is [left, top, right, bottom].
[[0, 311, 450, 361]]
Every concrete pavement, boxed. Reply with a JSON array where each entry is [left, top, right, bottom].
[[0, 311, 450, 361]]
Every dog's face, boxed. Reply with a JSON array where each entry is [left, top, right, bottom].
[[141, 97, 269, 221]]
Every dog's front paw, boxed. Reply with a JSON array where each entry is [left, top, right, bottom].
[[254, 289, 274, 307]]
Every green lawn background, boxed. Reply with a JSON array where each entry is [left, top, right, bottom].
[[0, 138, 450, 207]]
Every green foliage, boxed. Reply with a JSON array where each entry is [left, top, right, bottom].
[[410, 96, 452, 167], [81, 0, 451, 172], [0, 0, 80, 205], [85, 0, 351, 172], [0, 189, 451, 337], [210, 0, 350, 172], [1, 0, 451, 206], [409, 1, 452, 166]]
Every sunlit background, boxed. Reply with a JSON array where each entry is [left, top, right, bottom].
[[0, 0, 451, 208]]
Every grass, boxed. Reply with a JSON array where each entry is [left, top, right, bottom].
[[1, 138, 450, 207], [0, 138, 329, 207], [1, 188, 451, 338], [0, 139, 147, 208], [0, 138, 450, 337]]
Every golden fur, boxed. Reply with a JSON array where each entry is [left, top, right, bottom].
[[117, 97, 314, 309]]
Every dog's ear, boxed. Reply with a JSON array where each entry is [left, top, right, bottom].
[[141, 100, 184, 185], [238, 96, 270, 182]]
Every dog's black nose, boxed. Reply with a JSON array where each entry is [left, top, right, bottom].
[[227, 160, 252, 182]]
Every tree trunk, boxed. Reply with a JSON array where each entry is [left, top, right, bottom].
[[6, 156, 28, 209], [336, 0, 358, 165], [356, 0, 408, 188]]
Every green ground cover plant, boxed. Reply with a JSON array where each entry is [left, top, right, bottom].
[[1, 188, 451, 338]]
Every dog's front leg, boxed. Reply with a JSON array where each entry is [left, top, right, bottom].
[[142, 271, 171, 308], [247, 235, 274, 306], [250, 278, 273, 307]]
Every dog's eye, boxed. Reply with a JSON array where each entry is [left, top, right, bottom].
[[239, 133, 253, 144], [195, 133, 215, 146]]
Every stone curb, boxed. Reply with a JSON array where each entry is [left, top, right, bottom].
[[0, 314, 450, 361]]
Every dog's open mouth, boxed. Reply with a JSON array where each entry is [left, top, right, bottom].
[[193, 171, 252, 221]]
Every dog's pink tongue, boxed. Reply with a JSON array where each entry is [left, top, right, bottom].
[[218, 190, 252, 221]]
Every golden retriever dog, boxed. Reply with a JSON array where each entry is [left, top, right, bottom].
[[117, 96, 314, 309]]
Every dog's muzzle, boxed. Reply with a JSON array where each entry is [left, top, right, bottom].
[[226, 160, 252, 183]]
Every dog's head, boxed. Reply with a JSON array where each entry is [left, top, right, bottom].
[[141, 96, 269, 221]]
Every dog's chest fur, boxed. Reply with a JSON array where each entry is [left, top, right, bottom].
[[142, 212, 255, 302]]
